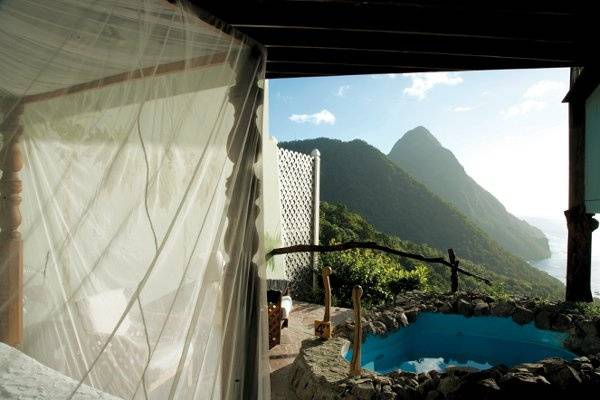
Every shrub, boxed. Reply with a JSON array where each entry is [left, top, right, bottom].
[[321, 247, 429, 308]]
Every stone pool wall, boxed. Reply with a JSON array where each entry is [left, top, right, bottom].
[[289, 291, 600, 400]]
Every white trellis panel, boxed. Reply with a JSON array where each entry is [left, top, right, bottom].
[[278, 147, 317, 297]]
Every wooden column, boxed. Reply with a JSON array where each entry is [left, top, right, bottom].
[[0, 101, 24, 346], [565, 79, 598, 302], [221, 48, 264, 400]]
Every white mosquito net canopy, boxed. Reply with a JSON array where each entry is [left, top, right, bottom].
[[0, 0, 269, 399]]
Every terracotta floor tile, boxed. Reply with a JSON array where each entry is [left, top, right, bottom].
[[269, 301, 351, 399]]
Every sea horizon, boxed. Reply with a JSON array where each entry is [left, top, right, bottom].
[[525, 215, 600, 298]]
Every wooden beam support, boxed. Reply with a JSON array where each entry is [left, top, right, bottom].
[[249, 28, 583, 64], [23, 52, 229, 105], [0, 100, 24, 346], [565, 68, 598, 302], [265, 63, 451, 79], [266, 47, 570, 72], [198, 1, 584, 43]]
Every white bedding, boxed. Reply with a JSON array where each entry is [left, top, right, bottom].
[[0, 342, 122, 400]]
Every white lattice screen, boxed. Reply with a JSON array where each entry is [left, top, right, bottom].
[[277, 147, 318, 297]]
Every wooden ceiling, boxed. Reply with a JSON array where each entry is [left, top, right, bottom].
[[195, 0, 593, 79]]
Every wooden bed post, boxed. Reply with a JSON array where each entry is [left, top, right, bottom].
[[0, 101, 24, 346]]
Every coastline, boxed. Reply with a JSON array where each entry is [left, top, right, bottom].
[[526, 216, 600, 297]]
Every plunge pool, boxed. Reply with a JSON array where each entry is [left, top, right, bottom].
[[344, 312, 576, 374]]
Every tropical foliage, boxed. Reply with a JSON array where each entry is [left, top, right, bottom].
[[318, 202, 562, 307]]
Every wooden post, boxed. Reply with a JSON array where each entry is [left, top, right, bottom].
[[0, 100, 24, 346], [314, 266, 332, 339], [448, 248, 459, 294], [349, 285, 363, 377], [311, 149, 321, 292], [565, 69, 598, 302]]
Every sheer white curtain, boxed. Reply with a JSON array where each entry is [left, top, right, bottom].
[[0, 0, 269, 399]]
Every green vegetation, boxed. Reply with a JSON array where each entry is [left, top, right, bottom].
[[321, 247, 428, 307], [388, 126, 550, 261], [319, 202, 539, 306], [281, 138, 564, 299]]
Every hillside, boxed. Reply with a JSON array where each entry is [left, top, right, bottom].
[[320, 202, 557, 300], [388, 126, 550, 261], [281, 138, 563, 299]]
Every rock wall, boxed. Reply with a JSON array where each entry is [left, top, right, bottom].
[[289, 291, 600, 400]]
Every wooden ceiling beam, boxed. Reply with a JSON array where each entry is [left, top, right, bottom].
[[266, 62, 453, 79], [265, 48, 570, 72], [198, 1, 584, 43], [265, 1, 580, 18], [250, 28, 584, 63]]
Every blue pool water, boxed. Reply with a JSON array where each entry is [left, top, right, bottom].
[[344, 312, 576, 374]]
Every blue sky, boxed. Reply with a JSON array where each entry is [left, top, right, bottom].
[[268, 68, 570, 219]]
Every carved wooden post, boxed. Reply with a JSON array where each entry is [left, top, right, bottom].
[[314, 266, 332, 339], [349, 285, 363, 377], [221, 48, 264, 400], [448, 248, 459, 293], [0, 101, 24, 346]]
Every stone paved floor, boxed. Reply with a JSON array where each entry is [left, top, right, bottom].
[[269, 302, 352, 400]]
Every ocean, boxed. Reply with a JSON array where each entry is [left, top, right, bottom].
[[526, 216, 600, 298]]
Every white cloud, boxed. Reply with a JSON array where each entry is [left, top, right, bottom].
[[289, 109, 336, 125], [336, 85, 350, 98], [453, 106, 476, 112], [403, 72, 463, 100], [501, 100, 546, 118], [501, 80, 566, 118], [523, 80, 567, 99]]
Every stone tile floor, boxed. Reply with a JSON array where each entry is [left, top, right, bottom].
[[269, 302, 352, 400]]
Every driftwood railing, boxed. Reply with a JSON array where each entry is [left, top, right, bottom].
[[267, 241, 491, 292], [314, 266, 333, 339], [349, 285, 363, 376]]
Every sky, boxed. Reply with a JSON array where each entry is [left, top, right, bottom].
[[268, 68, 570, 219]]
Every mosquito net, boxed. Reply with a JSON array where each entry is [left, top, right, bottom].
[[0, 0, 269, 399]]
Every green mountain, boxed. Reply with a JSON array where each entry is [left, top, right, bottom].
[[281, 138, 563, 299], [320, 202, 552, 302], [388, 126, 550, 261]]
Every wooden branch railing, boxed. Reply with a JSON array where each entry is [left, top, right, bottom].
[[267, 241, 492, 290]]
